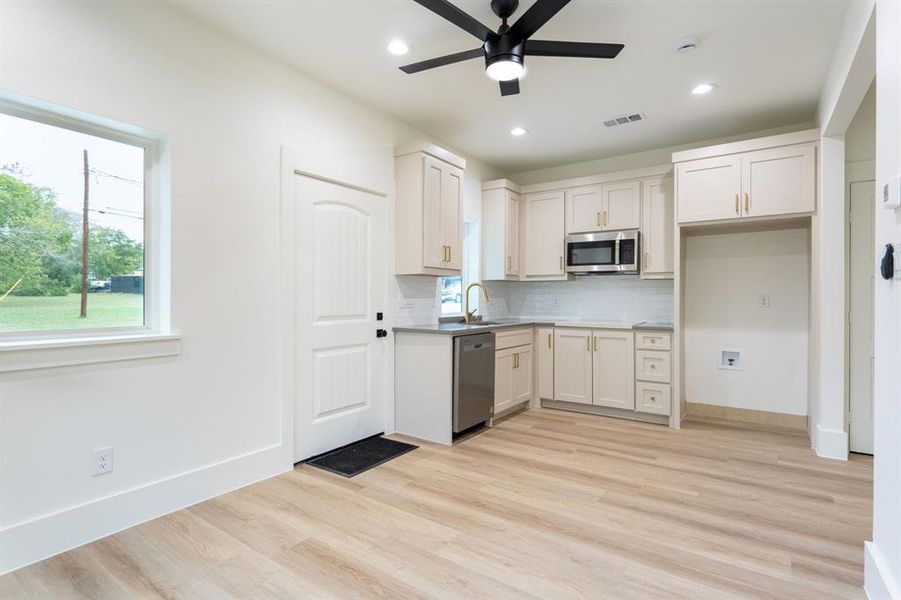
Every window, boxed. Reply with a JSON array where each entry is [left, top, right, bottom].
[[0, 103, 157, 338], [440, 276, 463, 315]]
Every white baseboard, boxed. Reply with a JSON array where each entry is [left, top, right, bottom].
[[865, 541, 901, 600], [815, 424, 849, 460], [0, 442, 291, 575]]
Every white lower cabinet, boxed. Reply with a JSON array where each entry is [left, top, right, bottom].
[[592, 330, 635, 410], [636, 349, 671, 383], [536, 327, 555, 400], [636, 381, 671, 416], [495, 344, 533, 414], [553, 328, 593, 404]]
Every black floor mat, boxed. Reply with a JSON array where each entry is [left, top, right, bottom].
[[305, 435, 417, 478]]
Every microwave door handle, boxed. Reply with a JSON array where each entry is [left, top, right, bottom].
[[614, 239, 620, 266]]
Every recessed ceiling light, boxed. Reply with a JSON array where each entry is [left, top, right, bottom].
[[387, 39, 411, 56], [510, 126, 528, 136], [691, 83, 716, 95]]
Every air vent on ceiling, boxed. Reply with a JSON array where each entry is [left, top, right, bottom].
[[603, 112, 647, 128]]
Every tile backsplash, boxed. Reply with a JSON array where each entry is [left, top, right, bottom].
[[393, 274, 674, 326], [483, 276, 674, 323]]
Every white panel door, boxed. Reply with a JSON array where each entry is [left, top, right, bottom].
[[294, 174, 386, 460], [505, 190, 520, 276], [676, 156, 742, 223], [640, 177, 674, 277], [741, 145, 816, 218], [536, 327, 555, 400], [849, 180, 875, 454], [592, 330, 635, 410], [554, 328, 592, 404], [601, 180, 641, 230], [422, 156, 445, 268], [524, 191, 566, 276], [566, 186, 602, 233], [442, 164, 463, 270]]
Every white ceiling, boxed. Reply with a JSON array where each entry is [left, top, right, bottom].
[[172, 0, 849, 174]]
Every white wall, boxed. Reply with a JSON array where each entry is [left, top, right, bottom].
[[846, 82, 876, 165], [683, 229, 810, 415], [866, 1, 901, 597], [508, 123, 814, 185], [0, 0, 500, 573], [483, 277, 673, 324]]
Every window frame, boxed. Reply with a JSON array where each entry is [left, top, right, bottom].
[[0, 93, 168, 344]]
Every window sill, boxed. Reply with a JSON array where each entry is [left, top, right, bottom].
[[0, 333, 182, 373]]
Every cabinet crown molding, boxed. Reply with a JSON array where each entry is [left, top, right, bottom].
[[671, 128, 820, 164], [519, 164, 674, 195], [482, 178, 521, 193], [394, 141, 466, 170]]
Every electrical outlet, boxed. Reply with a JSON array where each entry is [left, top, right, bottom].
[[93, 446, 113, 476], [758, 294, 770, 309]]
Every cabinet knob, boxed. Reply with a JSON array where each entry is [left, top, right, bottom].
[[650, 364, 656, 370], [650, 396, 656, 402], [650, 339, 656, 344]]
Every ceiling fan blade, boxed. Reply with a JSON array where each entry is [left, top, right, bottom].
[[526, 40, 624, 59], [411, 0, 494, 41], [499, 78, 520, 96], [507, 0, 572, 42], [399, 48, 484, 74]]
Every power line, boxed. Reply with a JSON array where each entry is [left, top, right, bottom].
[[88, 208, 143, 220], [87, 168, 143, 187]]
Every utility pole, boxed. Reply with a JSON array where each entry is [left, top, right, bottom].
[[80, 149, 89, 318]]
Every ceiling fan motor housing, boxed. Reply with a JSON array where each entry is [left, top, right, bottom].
[[484, 35, 525, 70]]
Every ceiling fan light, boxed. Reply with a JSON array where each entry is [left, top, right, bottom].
[[486, 58, 524, 81]]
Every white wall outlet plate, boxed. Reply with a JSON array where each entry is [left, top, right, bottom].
[[883, 174, 901, 210], [93, 446, 113, 476]]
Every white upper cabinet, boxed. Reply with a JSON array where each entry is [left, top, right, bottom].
[[675, 155, 742, 224], [674, 131, 819, 225], [395, 142, 465, 276], [601, 180, 641, 230], [481, 179, 520, 280], [592, 330, 635, 410], [640, 177, 674, 279], [523, 190, 566, 278], [566, 181, 640, 233], [741, 145, 815, 218], [566, 186, 602, 233], [554, 328, 593, 404]]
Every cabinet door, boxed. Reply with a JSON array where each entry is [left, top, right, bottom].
[[676, 156, 741, 224], [601, 180, 641, 230], [566, 186, 602, 233], [422, 156, 445, 268], [512, 346, 533, 404], [494, 350, 514, 413], [441, 165, 463, 270], [524, 191, 566, 276], [536, 327, 555, 400], [592, 330, 635, 410], [505, 190, 519, 275], [741, 145, 815, 218], [553, 328, 592, 404], [640, 177, 674, 277]]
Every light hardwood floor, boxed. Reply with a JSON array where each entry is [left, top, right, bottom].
[[1, 409, 873, 599]]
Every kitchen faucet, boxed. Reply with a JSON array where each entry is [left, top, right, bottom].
[[464, 282, 490, 323]]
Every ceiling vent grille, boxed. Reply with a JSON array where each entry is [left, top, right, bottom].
[[604, 112, 647, 128]]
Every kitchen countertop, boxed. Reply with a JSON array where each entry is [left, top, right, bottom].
[[393, 319, 673, 335]]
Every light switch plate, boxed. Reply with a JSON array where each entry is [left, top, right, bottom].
[[883, 174, 901, 210]]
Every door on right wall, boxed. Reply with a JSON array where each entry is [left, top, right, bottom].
[[849, 180, 875, 455]]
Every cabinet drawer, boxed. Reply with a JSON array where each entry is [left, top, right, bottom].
[[636, 350, 671, 383], [636, 382, 671, 416], [636, 331, 671, 351], [495, 328, 533, 350]]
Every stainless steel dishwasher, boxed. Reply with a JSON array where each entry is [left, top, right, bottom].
[[453, 332, 495, 433]]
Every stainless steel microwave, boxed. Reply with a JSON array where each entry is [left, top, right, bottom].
[[565, 230, 640, 274]]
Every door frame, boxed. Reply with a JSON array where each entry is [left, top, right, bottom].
[[279, 145, 392, 464], [845, 164, 876, 453]]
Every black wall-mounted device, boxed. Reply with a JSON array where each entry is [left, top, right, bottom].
[[881, 244, 894, 280]]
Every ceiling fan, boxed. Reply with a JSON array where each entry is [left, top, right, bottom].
[[399, 0, 624, 96]]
